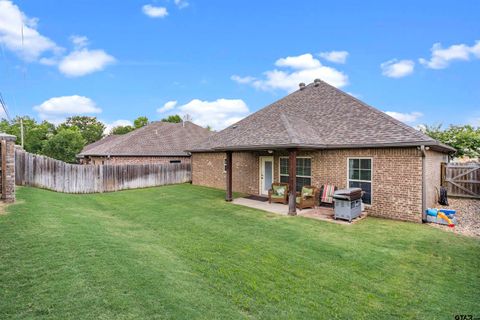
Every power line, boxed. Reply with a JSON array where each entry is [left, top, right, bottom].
[[0, 92, 11, 121]]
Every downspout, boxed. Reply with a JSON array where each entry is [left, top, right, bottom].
[[420, 145, 427, 223]]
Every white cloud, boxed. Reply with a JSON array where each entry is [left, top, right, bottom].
[[318, 50, 349, 64], [34, 95, 102, 123], [174, 0, 189, 9], [232, 53, 348, 93], [142, 4, 168, 18], [230, 75, 256, 84], [471, 41, 480, 58], [103, 119, 133, 134], [157, 98, 250, 130], [70, 35, 88, 49], [58, 48, 116, 77], [385, 111, 423, 123], [157, 100, 178, 113], [0, 0, 61, 61], [381, 59, 415, 78], [419, 41, 480, 69], [0, 1, 114, 77], [275, 53, 321, 69]]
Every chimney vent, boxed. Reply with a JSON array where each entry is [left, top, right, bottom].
[[299, 82, 306, 90], [314, 79, 321, 86]]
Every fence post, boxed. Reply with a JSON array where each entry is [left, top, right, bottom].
[[0, 133, 17, 202]]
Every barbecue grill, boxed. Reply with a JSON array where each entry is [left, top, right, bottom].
[[333, 188, 362, 222]]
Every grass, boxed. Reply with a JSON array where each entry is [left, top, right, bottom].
[[0, 184, 479, 319]]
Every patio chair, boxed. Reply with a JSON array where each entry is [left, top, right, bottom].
[[296, 185, 318, 210], [268, 183, 289, 204], [319, 184, 337, 207]]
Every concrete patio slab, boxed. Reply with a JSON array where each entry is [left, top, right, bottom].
[[232, 197, 311, 215], [232, 197, 367, 224]]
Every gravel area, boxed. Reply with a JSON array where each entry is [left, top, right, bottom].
[[430, 197, 480, 238]]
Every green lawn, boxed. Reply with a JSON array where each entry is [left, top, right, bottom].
[[0, 185, 479, 319]]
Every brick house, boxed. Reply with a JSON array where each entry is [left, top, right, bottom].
[[188, 79, 455, 221], [78, 121, 213, 165]]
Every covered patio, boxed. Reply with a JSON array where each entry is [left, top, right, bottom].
[[225, 148, 302, 215]]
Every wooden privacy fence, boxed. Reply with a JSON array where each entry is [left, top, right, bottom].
[[15, 149, 191, 193], [441, 162, 480, 199]]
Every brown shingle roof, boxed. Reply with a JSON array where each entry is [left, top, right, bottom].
[[79, 121, 213, 157], [191, 80, 455, 153]]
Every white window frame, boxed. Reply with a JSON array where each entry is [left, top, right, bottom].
[[279, 156, 312, 187], [223, 158, 227, 173], [347, 157, 373, 205]]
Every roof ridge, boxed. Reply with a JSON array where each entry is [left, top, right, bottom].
[[280, 113, 300, 144]]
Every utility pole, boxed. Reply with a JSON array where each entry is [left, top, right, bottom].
[[20, 117, 24, 148]]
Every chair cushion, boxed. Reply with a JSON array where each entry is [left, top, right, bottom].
[[271, 194, 284, 199], [302, 187, 314, 197], [296, 196, 301, 204], [321, 184, 335, 203], [272, 185, 286, 196]]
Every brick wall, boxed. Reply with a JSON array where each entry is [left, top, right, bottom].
[[85, 156, 191, 165], [192, 147, 427, 222], [1, 136, 16, 202], [314, 148, 423, 222], [424, 150, 448, 209], [191, 152, 259, 194]]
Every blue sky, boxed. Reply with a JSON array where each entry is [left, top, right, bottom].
[[0, 0, 479, 132]]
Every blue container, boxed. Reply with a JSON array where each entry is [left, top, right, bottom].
[[426, 208, 438, 216], [439, 209, 456, 216]]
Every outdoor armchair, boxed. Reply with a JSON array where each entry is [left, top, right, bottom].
[[268, 183, 289, 204], [296, 185, 318, 210]]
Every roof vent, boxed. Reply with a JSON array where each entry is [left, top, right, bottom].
[[299, 82, 306, 90], [314, 79, 321, 86]]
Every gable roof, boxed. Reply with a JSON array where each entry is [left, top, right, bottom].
[[190, 80, 455, 153], [79, 121, 213, 157]]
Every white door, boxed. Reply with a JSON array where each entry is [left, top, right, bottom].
[[259, 156, 274, 195]]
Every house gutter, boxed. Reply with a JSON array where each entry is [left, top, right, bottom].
[[420, 145, 427, 223], [187, 141, 455, 153]]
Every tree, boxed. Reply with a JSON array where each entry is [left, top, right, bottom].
[[423, 124, 480, 158], [134, 116, 149, 129], [111, 125, 135, 135], [0, 116, 55, 154], [27, 121, 56, 154], [58, 116, 105, 144], [161, 114, 182, 123], [41, 127, 86, 163]]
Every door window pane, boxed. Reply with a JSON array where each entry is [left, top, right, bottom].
[[264, 160, 273, 190]]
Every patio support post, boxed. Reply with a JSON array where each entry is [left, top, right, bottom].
[[288, 148, 297, 215], [226, 151, 233, 202]]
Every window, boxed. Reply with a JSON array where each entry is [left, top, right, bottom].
[[279, 157, 312, 192], [169, 160, 181, 164], [348, 158, 372, 205], [223, 158, 227, 173]]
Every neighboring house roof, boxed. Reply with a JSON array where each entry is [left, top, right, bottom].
[[80, 135, 121, 155], [190, 80, 455, 153], [79, 121, 213, 157]]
